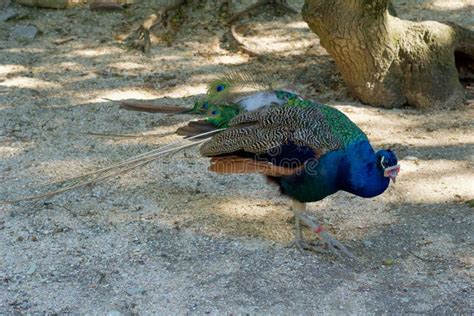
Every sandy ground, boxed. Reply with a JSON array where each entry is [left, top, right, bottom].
[[1, 0, 473, 314]]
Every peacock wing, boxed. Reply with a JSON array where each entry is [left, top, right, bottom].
[[200, 105, 343, 158]]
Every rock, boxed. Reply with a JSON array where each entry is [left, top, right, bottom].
[[107, 311, 122, 316], [126, 287, 146, 296], [20, 301, 32, 310], [10, 25, 38, 41], [26, 263, 37, 275], [362, 240, 373, 248], [0, 8, 17, 22]]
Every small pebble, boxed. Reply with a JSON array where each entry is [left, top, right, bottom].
[[10, 25, 38, 41], [20, 301, 31, 310], [126, 287, 146, 296], [400, 297, 410, 303], [26, 263, 36, 275], [362, 240, 373, 248]]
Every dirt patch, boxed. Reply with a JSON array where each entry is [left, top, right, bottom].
[[0, 0, 473, 313]]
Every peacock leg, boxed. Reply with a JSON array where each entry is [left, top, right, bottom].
[[289, 200, 356, 259], [287, 213, 320, 252], [287, 200, 324, 253]]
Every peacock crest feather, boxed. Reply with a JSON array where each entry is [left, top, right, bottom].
[[206, 71, 273, 103]]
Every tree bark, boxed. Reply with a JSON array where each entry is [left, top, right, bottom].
[[302, 0, 474, 108]]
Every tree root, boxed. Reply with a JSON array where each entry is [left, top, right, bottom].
[[124, 0, 187, 54], [229, 0, 297, 24], [227, 0, 298, 57], [229, 24, 260, 57]]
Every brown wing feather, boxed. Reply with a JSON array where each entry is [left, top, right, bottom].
[[209, 156, 303, 177], [176, 120, 218, 138]]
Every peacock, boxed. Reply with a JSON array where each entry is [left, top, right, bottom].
[[4, 73, 400, 258], [178, 93, 399, 258]]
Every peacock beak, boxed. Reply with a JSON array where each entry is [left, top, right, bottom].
[[384, 164, 400, 183]]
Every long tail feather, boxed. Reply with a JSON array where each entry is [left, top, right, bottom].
[[105, 98, 192, 114], [3, 129, 222, 204]]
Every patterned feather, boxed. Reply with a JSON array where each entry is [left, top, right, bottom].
[[199, 105, 351, 157]]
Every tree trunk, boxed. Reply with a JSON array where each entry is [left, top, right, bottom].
[[302, 0, 474, 108]]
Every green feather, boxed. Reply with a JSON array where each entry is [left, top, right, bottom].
[[206, 104, 243, 128], [206, 71, 273, 103], [318, 104, 367, 145], [275, 90, 314, 108], [275, 90, 366, 145], [191, 99, 213, 114]]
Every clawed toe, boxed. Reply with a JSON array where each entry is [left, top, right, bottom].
[[287, 238, 330, 254], [290, 202, 357, 260], [319, 231, 357, 259]]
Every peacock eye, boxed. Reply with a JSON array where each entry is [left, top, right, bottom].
[[216, 85, 225, 92], [211, 110, 218, 115], [202, 102, 209, 109]]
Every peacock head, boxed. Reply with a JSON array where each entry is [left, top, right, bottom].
[[376, 149, 400, 183]]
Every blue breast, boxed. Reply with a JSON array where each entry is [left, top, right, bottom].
[[276, 140, 390, 202]]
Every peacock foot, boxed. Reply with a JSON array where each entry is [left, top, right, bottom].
[[295, 213, 357, 260], [287, 236, 329, 254], [290, 200, 356, 259]]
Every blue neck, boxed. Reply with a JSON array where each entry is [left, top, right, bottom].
[[278, 140, 389, 202], [337, 141, 390, 198]]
